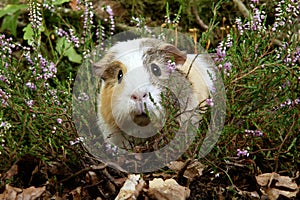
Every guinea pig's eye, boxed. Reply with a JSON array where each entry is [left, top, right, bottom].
[[151, 63, 161, 76], [117, 70, 123, 83]]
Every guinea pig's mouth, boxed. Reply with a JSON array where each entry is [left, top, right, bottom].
[[132, 112, 151, 127]]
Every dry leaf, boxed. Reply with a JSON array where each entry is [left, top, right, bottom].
[[0, 184, 45, 200], [0, 184, 22, 200], [69, 186, 82, 200], [115, 174, 145, 200], [147, 178, 190, 200], [19, 186, 46, 200], [168, 160, 205, 181], [86, 171, 98, 185], [183, 160, 205, 180], [256, 172, 299, 200], [69, 0, 79, 11], [168, 161, 185, 171], [114, 177, 127, 187], [236, 187, 260, 199]]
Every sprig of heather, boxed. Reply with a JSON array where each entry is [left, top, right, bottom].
[[272, 0, 300, 32], [215, 34, 233, 76], [56, 28, 80, 48], [0, 89, 10, 107], [235, 2, 266, 35], [81, 0, 94, 42], [275, 42, 300, 67], [42, 2, 55, 12], [96, 24, 106, 50], [237, 148, 249, 157], [28, 0, 43, 31], [0, 34, 21, 68], [27, 54, 57, 82], [95, 5, 115, 51], [0, 119, 12, 151], [105, 5, 115, 36], [272, 98, 300, 111], [131, 16, 152, 35], [245, 129, 263, 137]]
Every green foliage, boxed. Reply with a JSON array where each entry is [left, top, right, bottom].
[[0, 0, 299, 198], [0, 4, 28, 36], [203, 0, 300, 174], [55, 37, 82, 63]]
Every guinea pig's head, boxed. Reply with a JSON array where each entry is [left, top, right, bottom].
[[94, 38, 187, 138]]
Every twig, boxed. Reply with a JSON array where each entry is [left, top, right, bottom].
[[232, 65, 261, 83], [176, 158, 192, 182], [191, 2, 208, 30], [185, 54, 199, 78], [58, 164, 107, 183], [233, 0, 251, 18], [274, 113, 296, 172]]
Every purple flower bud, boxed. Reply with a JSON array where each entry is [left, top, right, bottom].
[[26, 82, 37, 90], [206, 98, 214, 107], [57, 118, 63, 124]]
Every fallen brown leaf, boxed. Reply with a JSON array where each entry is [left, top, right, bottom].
[[0, 184, 22, 200], [147, 178, 190, 200], [20, 186, 46, 200], [0, 184, 45, 200], [115, 174, 145, 200], [168, 160, 205, 181], [256, 172, 299, 200], [69, 186, 82, 200], [69, 0, 79, 11]]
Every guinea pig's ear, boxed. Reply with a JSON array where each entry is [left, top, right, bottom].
[[93, 52, 115, 79], [158, 44, 187, 65]]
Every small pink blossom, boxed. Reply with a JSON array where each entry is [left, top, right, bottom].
[[57, 118, 63, 124]]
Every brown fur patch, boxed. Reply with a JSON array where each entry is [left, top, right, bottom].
[[100, 61, 127, 129]]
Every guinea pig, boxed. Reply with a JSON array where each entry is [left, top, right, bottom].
[[94, 38, 215, 149]]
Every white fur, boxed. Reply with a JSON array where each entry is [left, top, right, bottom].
[[97, 40, 165, 146], [97, 39, 215, 147]]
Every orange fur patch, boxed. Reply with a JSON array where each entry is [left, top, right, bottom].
[[100, 61, 127, 129]]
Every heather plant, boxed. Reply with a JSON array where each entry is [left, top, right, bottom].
[[0, 0, 115, 176], [0, 0, 299, 198], [206, 0, 300, 174]]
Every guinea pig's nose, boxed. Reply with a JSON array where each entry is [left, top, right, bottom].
[[131, 92, 148, 101]]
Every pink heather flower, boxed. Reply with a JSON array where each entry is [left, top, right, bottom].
[[105, 143, 118, 156], [0, 75, 9, 85], [273, 98, 300, 110], [166, 60, 176, 73], [26, 100, 34, 107], [106, 5, 113, 16], [70, 137, 84, 145], [26, 82, 37, 90], [245, 129, 263, 137], [237, 149, 249, 157], [57, 118, 63, 124], [215, 44, 226, 62], [223, 62, 232, 76], [0, 89, 10, 107], [225, 34, 233, 48], [0, 121, 6, 127], [206, 98, 214, 107], [82, 1, 94, 36], [78, 92, 89, 101]]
